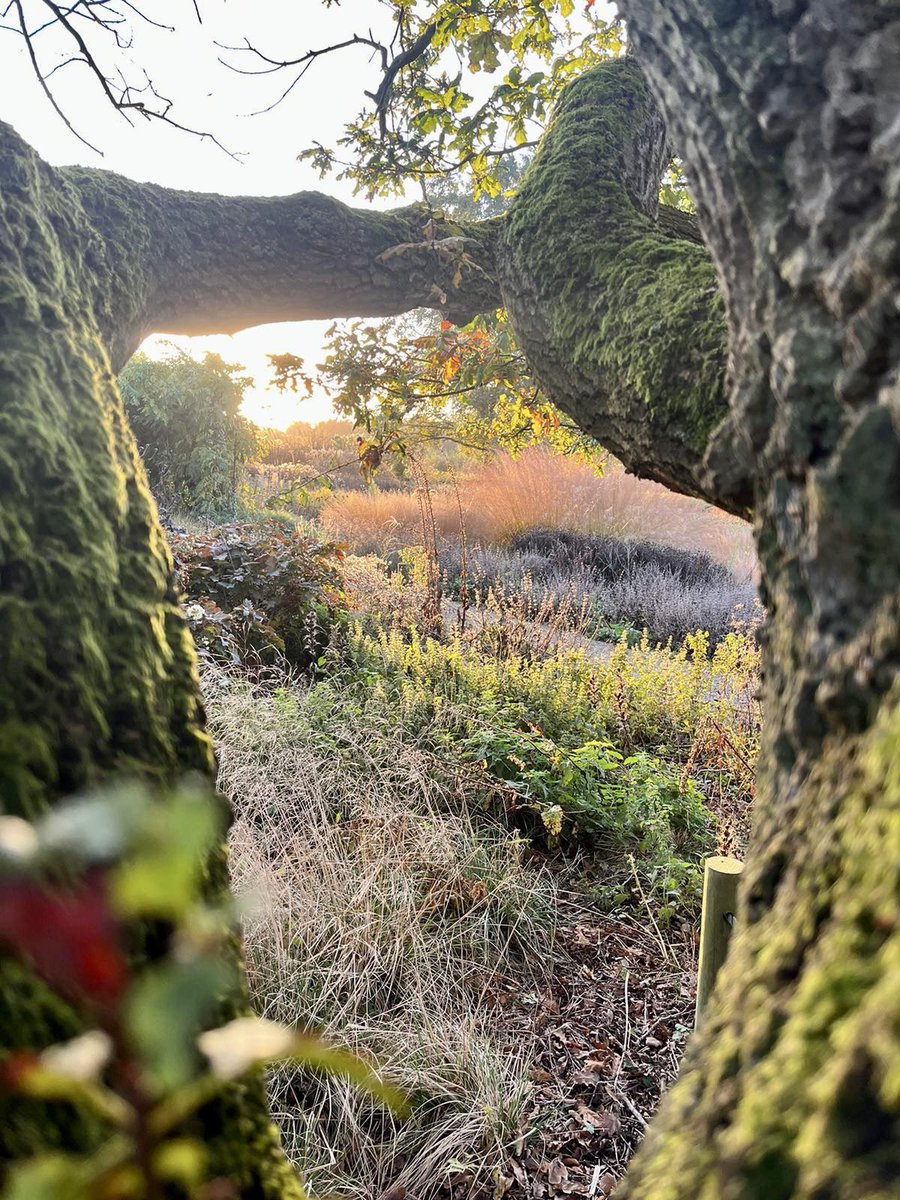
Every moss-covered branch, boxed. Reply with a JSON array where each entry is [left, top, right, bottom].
[[63, 70, 735, 516], [66, 168, 503, 372], [501, 60, 737, 513]]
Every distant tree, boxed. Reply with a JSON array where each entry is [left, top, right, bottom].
[[119, 347, 258, 516]]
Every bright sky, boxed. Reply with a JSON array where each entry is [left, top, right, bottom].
[[1, 2, 614, 427]]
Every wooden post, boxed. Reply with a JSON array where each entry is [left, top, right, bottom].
[[695, 856, 743, 1025]]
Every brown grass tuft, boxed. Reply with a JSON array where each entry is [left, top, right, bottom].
[[208, 666, 556, 1200], [321, 450, 755, 575]]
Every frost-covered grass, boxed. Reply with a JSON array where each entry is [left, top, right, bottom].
[[439, 530, 759, 647], [209, 666, 555, 1200], [207, 506, 761, 1198]]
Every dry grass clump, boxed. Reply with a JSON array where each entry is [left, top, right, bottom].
[[342, 553, 433, 630], [321, 450, 755, 575], [321, 488, 461, 555], [206, 668, 556, 1200]]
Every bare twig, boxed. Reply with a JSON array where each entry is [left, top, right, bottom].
[[10, 0, 240, 156]]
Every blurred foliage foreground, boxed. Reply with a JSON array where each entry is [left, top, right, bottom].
[[0, 786, 402, 1199]]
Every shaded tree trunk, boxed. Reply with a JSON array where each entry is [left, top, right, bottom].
[[610, 5, 900, 1197], [1, 1, 898, 1193]]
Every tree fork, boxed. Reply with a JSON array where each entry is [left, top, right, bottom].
[[0, 67, 731, 1183], [3, 5, 897, 1193]]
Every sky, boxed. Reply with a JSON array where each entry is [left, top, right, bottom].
[[1, 1, 614, 427]]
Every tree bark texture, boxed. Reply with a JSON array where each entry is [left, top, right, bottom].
[[611, 4, 900, 1198], [0, 2, 898, 1193], [66, 168, 502, 373], [0, 123, 302, 1196], [499, 60, 737, 511]]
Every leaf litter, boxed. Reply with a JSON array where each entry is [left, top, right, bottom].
[[438, 906, 696, 1200]]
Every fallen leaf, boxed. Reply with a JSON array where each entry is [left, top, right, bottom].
[[598, 1171, 616, 1196], [575, 1105, 620, 1136], [547, 1158, 568, 1189]]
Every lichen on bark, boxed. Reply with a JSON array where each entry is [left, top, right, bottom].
[[611, 3, 900, 1197], [0, 121, 212, 817], [2, 5, 899, 1193]]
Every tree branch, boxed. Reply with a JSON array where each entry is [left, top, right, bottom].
[[365, 21, 436, 137], [10, 0, 237, 156], [64, 165, 502, 372], [65, 59, 733, 519], [500, 59, 740, 514], [218, 18, 436, 133]]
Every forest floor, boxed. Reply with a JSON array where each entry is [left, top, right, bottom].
[[439, 893, 695, 1200], [192, 514, 758, 1200]]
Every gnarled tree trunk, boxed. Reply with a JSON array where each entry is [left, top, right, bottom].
[[1, 1, 898, 1193], [611, 6, 899, 1197]]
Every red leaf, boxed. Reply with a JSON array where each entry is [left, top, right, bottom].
[[0, 873, 127, 1011], [0, 1050, 40, 1090]]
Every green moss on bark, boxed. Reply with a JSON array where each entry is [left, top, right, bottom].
[[0, 122, 302, 1197], [0, 124, 211, 816], [501, 60, 729, 505], [619, 673, 900, 1200]]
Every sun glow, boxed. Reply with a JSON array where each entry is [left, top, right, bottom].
[[141, 323, 339, 431]]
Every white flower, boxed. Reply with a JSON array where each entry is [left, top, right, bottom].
[[197, 1016, 295, 1080], [185, 604, 205, 622], [41, 1031, 112, 1082], [0, 816, 38, 861]]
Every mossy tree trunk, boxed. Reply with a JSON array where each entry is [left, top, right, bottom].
[[0, 124, 304, 1195], [609, 4, 900, 1197], [1, 1, 898, 1194]]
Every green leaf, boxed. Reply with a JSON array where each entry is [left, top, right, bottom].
[[125, 957, 232, 1094], [110, 788, 221, 921], [3, 1157, 92, 1200], [153, 1138, 208, 1189]]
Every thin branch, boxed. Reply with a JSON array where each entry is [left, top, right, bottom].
[[9, 0, 239, 156], [13, 0, 103, 152], [218, 31, 386, 75], [365, 21, 436, 137]]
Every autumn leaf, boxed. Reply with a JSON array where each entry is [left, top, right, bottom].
[[0, 873, 127, 1011]]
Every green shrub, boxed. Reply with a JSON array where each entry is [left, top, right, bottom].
[[119, 347, 258, 517], [296, 621, 761, 906], [171, 520, 346, 670], [460, 725, 711, 861]]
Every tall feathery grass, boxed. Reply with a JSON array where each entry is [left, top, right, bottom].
[[321, 449, 755, 575]]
